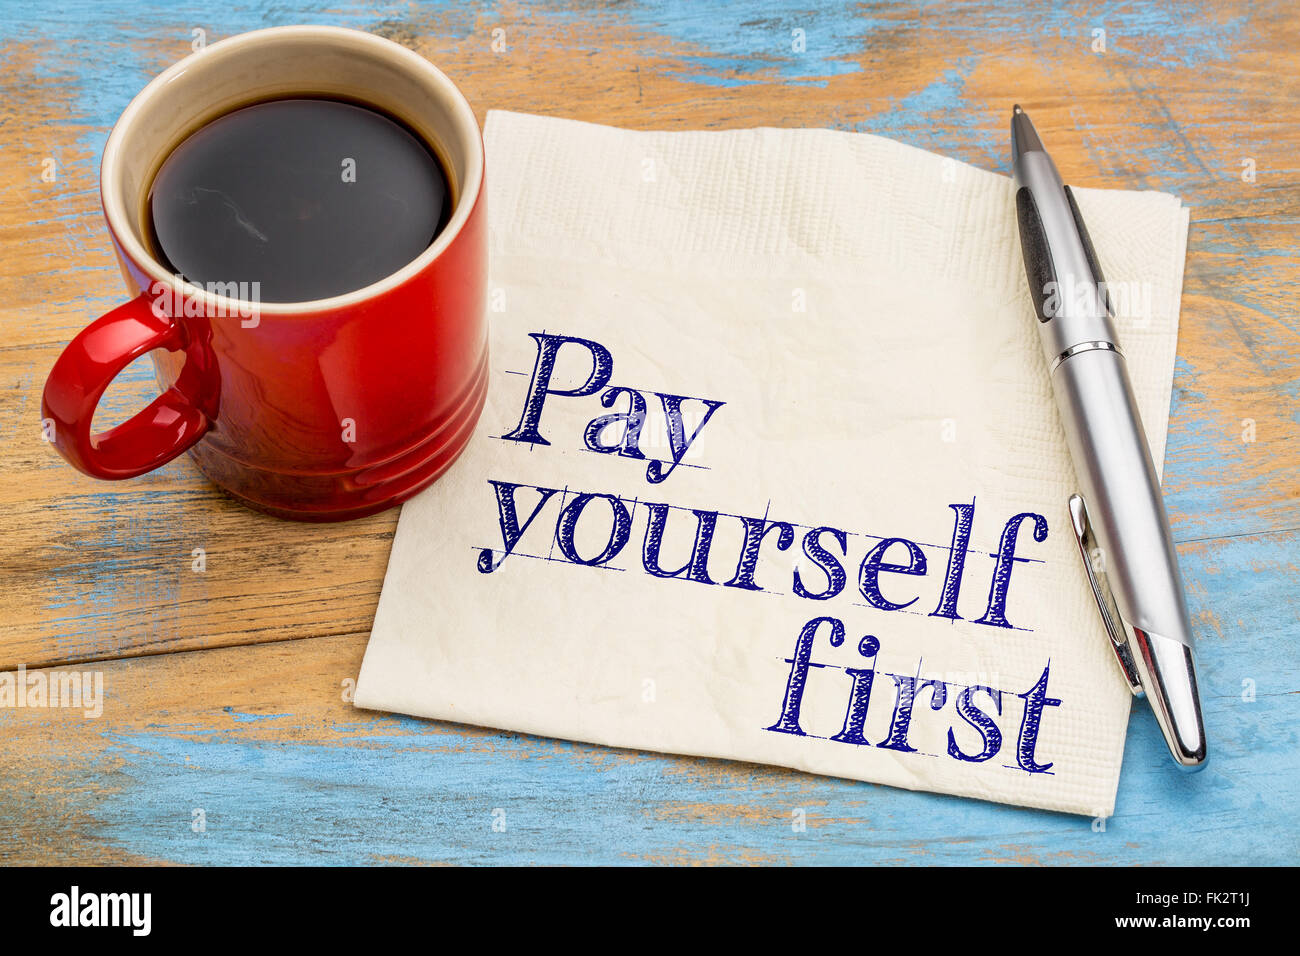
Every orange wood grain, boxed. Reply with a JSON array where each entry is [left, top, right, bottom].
[[2, 1, 1294, 670]]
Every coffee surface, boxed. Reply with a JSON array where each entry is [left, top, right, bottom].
[[148, 97, 450, 303]]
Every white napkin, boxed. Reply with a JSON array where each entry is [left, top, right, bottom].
[[354, 110, 1189, 816]]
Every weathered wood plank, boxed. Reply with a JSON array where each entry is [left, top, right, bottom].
[[0, 527, 1293, 865], [2, 1, 1296, 668]]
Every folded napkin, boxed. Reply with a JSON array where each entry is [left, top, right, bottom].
[[354, 110, 1190, 815]]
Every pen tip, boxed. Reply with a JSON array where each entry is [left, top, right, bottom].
[[1010, 105, 1043, 160]]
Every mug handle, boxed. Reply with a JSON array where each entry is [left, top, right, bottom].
[[42, 293, 212, 479]]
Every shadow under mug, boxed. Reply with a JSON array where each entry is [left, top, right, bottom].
[[41, 26, 488, 521]]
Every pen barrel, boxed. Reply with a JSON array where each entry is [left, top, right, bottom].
[[1013, 151, 1120, 357], [1050, 348, 1193, 645], [1013, 106, 1206, 766]]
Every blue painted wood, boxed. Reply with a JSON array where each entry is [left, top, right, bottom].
[[47, 528, 1282, 866]]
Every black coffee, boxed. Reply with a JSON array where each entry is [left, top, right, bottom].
[[148, 97, 451, 303]]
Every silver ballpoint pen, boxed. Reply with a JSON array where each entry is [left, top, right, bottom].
[[1010, 105, 1207, 769]]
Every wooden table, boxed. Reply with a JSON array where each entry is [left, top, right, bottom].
[[2, 0, 1295, 865]]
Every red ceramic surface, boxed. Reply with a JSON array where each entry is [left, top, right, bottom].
[[41, 26, 488, 521]]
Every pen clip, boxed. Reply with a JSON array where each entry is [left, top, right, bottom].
[[1068, 494, 1144, 696]]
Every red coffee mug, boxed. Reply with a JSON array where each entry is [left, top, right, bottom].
[[42, 26, 487, 521]]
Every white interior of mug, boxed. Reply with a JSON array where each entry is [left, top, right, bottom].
[[101, 25, 483, 315]]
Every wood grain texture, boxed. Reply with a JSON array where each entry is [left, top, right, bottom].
[[0, 0, 1295, 864], [0, 585, 1290, 866]]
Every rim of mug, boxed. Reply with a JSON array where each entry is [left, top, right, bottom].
[[100, 25, 484, 317]]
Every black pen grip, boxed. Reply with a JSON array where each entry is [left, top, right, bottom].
[[1015, 186, 1057, 323]]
